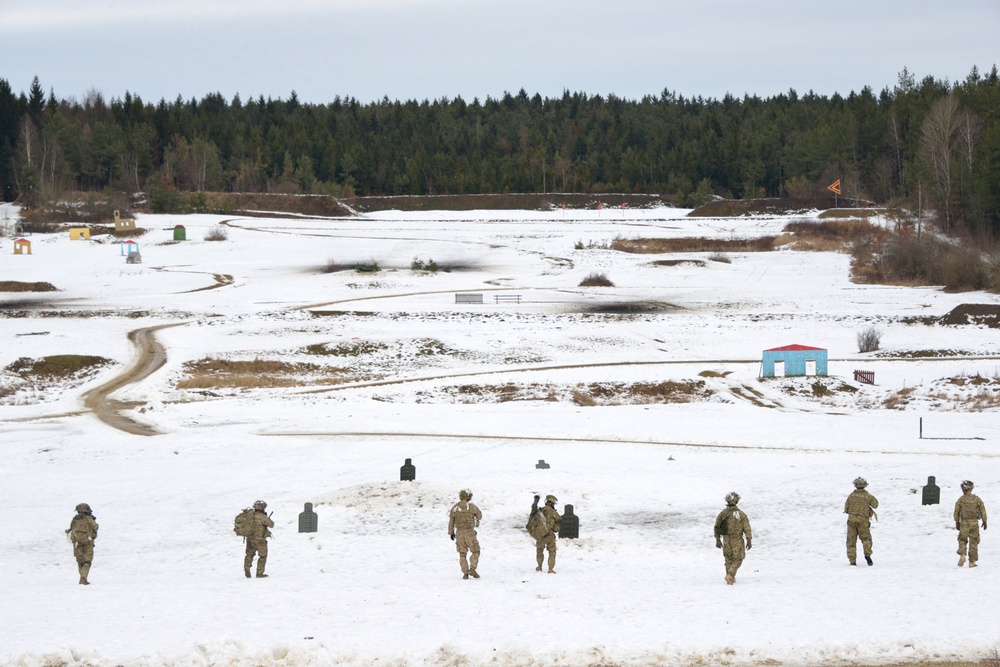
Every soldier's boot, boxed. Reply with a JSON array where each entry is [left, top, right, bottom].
[[244, 567, 252, 578], [79, 562, 91, 585], [958, 555, 966, 566], [256, 573, 269, 578], [969, 561, 977, 568], [725, 574, 734, 585], [470, 569, 480, 578], [535, 557, 543, 572], [865, 555, 873, 566], [849, 559, 856, 565]]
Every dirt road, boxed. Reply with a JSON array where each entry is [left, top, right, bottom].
[[81, 323, 186, 436]]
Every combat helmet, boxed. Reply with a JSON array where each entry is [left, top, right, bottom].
[[853, 477, 868, 489], [725, 492, 740, 505], [545, 494, 557, 504], [961, 480, 975, 491], [459, 489, 473, 500], [253, 499, 267, 510], [75, 502, 92, 513]]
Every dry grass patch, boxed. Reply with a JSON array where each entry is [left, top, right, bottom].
[[6, 355, 112, 378], [650, 259, 706, 267], [611, 236, 775, 254], [177, 357, 360, 389], [426, 380, 714, 405], [2, 354, 114, 403], [0, 281, 58, 292], [882, 386, 917, 410], [779, 219, 878, 252], [817, 209, 887, 219]]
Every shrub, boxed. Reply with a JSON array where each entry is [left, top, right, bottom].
[[579, 272, 615, 287], [411, 257, 439, 272], [708, 252, 732, 264], [980, 644, 1000, 667], [354, 259, 381, 273], [940, 247, 991, 291], [857, 326, 883, 353], [324, 258, 342, 273], [204, 226, 228, 241]]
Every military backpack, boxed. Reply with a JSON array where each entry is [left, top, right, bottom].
[[526, 509, 550, 540], [234, 508, 257, 537]]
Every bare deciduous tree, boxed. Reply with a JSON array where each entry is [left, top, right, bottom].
[[919, 95, 960, 229]]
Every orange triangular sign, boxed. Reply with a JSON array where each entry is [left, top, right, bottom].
[[827, 179, 842, 195]]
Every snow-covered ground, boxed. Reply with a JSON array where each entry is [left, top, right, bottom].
[[1, 203, 999, 666]]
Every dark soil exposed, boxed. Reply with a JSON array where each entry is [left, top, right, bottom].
[[939, 303, 1000, 328]]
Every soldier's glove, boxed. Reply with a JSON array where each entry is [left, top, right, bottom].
[[983, 522, 987, 530], [745, 539, 752, 550], [715, 538, 722, 549], [956, 521, 961, 530], [534, 495, 540, 501], [450, 534, 456, 541]]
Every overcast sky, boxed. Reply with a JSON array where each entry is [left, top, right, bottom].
[[2, 0, 998, 105]]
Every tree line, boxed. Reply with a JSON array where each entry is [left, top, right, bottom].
[[1, 66, 999, 238]]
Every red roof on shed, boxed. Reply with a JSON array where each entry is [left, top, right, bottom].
[[765, 344, 826, 352]]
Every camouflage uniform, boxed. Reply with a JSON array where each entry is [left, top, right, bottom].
[[535, 495, 562, 573], [448, 490, 482, 579], [244, 501, 275, 578], [67, 503, 99, 585], [844, 480, 878, 566], [954, 482, 987, 567], [714, 493, 752, 585]]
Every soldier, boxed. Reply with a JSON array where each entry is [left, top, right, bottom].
[[844, 477, 878, 566], [244, 500, 274, 579], [714, 492, 752, 585], [954, 480, 987, 568], [533, 494, 562, 573], [66, 503, 99, 585], [448, 489, 482, 579]]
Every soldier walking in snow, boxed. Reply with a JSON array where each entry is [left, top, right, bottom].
[[448, 489, 482, 579], [529, 494, 561, 573], [845, 477, 878, 566], [714, 492, 752, 585], [955, 480, 987, 567], [243, 500, 274, 578], [66, 503, 99, 585]]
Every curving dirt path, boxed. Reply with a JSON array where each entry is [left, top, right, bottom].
[[81, 323, 187, 436]]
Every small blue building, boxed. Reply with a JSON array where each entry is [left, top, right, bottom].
[[761, 344, 828, 378]]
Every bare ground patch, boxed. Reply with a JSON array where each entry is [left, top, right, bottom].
[[939, 304, 1000, 328], [611, 236, 775, 254], [579, 301, 683, 314]]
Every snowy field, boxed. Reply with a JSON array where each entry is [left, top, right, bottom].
[[1, 202, 999, 667]]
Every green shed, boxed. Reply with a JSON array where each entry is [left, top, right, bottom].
[[173, 225, 186, 241]]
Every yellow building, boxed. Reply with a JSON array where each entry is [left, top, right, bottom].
[[113, 209, 136, 233]]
